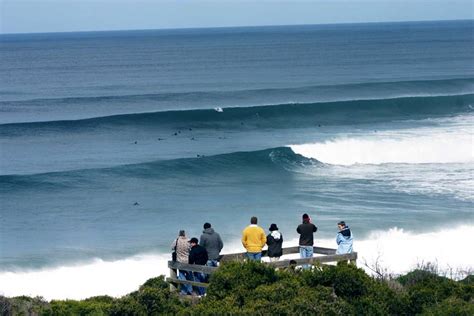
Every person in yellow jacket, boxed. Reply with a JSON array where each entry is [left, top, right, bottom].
[[242, 216, 267, 261]]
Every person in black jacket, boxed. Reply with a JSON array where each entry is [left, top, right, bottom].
[[297, 213, 317, 269], [266, 223, 283, 262], [189, 237, 208, 295]]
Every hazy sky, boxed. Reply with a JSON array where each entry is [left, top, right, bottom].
[[1, 0, 473, 34]]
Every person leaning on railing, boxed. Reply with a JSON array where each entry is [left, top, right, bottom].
[[266, 223, 283, 262], [199, 222, 224, 267], [297, 213, 318, 269], [171, 230, 193, 295], [189, 237, 208, 296], [336, 221, 353, 254], [241, 216, 267, 261]]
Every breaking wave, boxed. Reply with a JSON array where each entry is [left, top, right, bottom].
[[1, 224, 472, 300]]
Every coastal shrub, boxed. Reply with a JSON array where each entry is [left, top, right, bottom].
[[460, 274, 474, 285], [138, 276, 169, 291], [195, 263, 353, 315], [206, 260, 278, 301], [2, 263, 472, 315], [108, 296, 146, 316], [397, 269, 464, 314], [0, 296, 12, 316], [133, 287, 185, 315], [184, 296, 243, 315], [194, 278, 350, 315], [44, 296, 114, 316], [302, 262, 372, 299], [421, 297, 474, 316], [7, 296, 48, 316], [128, 276, 186, 315], [351, 280, 410, 316]]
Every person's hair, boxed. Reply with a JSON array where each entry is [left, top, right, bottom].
[[189, 237, 199, 244], [250, 216, 258, 224], [302, 213, 309, 220], [179, 230, 185, 237], [203, 222, 211, 229]]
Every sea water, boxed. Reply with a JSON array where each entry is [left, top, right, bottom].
[[0, 20, 473, 299]]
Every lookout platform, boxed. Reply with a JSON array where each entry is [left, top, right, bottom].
[[167, 246, 357, 291]]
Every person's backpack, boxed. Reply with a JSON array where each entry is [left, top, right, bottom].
[[172, 239, 178, 261]]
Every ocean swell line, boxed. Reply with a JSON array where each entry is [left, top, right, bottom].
[[1, 94, 473, 135]]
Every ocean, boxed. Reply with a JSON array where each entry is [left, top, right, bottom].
[[0, 20, 473, 299]]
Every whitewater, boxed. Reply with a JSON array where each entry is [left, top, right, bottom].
[[1, 225, 472, 300], [291, 114, 474, 166]]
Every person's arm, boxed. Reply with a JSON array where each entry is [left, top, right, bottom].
[[336, 233, 342, 245], [260, 229, 267, 247], [218, 234, 224, 252], [266, 235, 273, 246], [199, 235, 206, 248], [296, 225, 301, 234], [189, 249, 195, 264], [241, 229, 247, 248], [313, 225, 317, 232]]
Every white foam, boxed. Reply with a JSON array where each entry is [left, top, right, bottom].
[[291, 134, 473, 165], [347, 224, 474, 278], [0, 254, 171, 300], [288, 224, 474, 277], [290, 115, 474, 165], [1, 224, 473, 300]]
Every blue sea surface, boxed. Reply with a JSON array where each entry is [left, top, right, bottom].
[[0, 20, 473, 270]]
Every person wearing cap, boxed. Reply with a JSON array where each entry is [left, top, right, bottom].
[[199, 222, 224, 267], [241, 216, 267, 261], [336, 221, 353, 254], [266, 223, 283, 262], [189, 237, 208, 295], [297, 213, 318, 269], [171, 230, 192, 295]]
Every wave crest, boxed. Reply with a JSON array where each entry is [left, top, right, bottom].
[[1, 94, 473, 134], [290, 127, 473, 165]]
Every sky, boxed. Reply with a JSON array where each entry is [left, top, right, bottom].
[[1, 0, 473, 34]]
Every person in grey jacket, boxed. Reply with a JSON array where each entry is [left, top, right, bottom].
[[199, 222, 224, 267]]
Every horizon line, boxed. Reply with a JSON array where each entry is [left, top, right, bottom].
[[1, 18, 472, 36]]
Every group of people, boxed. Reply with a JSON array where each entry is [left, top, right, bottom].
[[171, 214, 353, 296]]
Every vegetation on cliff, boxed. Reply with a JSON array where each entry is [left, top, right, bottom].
[[2, 261, 473, 315]]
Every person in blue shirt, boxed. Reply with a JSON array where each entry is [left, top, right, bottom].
[[336, 221, 353, 254]]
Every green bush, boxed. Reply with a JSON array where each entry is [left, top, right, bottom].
[[460, 274, 474, 285], [0, 296, 12, 316], [108, 296, 146, 316], [45, 299, 110, 316], [206, 260, 278, 301], [302, 262, 372, 299], [1, 263, 471, 315], [7, 296, 49, 316], [397, 269, 464, 314], [421, 297, 474, 316], [139, 276, 169, 291]]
